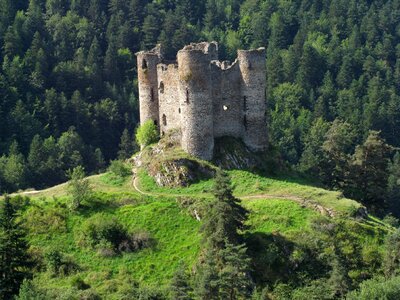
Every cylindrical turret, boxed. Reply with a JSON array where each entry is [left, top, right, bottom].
[[177, 48, 214, 160], [238, 48, 268, 151], [136, 52, 160, 126]]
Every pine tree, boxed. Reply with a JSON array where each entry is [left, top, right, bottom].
[[320, 119, 356, 189], [195, 171, 253, 299], [0, 196, 32, 299], [202, 170, 248, 248], [118, 128, 134, 160], [170, 263, 193, 300], [349, 131, 392, 209], [387, 152, 400, 217]]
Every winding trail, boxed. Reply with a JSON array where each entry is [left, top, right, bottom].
[[131, 169, 335, 217]]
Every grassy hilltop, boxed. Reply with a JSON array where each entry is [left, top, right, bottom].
[[8, 142, 394, 299]]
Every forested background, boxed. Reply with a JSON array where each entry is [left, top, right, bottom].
[[0, 0, 399, 214]]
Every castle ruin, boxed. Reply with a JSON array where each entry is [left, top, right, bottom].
[[136, 42, 268, 161]]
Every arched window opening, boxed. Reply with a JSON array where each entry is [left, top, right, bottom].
[[178, 108, 181, 114], [142, 58, 148, 69], [162, 114, 167, 126], [185, 89, 190, 104], [150, 88, 154, 102], [159, 82, 164, 94]]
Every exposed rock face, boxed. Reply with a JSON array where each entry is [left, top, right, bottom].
[[136, 42, 268, 161], [133, 131, 215, 187], [148, 159, 214, 187]]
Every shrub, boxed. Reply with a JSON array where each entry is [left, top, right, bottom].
[[346, 276, 400, 299], [76, 213, 155, 256], [67, 166, 92, 210], [108, 160, 131, 178], [70, 276, 90, 290], [44, 249, 79, 276], [16, 280, 45, 300], [24, 204, 68, 234], [77, 214, 127, 250], [135, 120, 159, 147]]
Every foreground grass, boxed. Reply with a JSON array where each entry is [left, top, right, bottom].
[[137, 168, 361, 217], [27, 193, 201, 297]]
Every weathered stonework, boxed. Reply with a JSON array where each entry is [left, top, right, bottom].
[[136, 42, 268, 161]]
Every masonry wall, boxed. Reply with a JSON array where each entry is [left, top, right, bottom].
[[157, 63, 181, 135], [238, 48, 268, 151], [211, 61, 243, 139], [177, 49, 214, 161], [137, 52, 160, 126], [136, 42, 268, 161]]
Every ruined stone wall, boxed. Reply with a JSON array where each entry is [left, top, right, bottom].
[[136, 42, 268, 161], [238, 48, 268, 151], [137, 50, 161, 126], [157, 63, 181, 135], [211, 61, 243, 139], [177, 49, 214, 161]]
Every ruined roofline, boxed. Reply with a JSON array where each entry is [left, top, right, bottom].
[[135, 42, 266, 67], [211, 59, 239, 71], [135, 44, 163, 57]]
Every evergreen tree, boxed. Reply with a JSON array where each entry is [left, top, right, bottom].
[[387, 152, 400, 217], [118, 128, 134, 160], [0, 196, 32, 299], [320, 119, 356, 190], [203, 170, 248, 248], [349, 131, 392, 209], [170, 263, 193, 300]]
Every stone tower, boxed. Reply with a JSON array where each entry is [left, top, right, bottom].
[[177, 43, 216, 160], [238, 49, 268, 150], [136, 45, 162, 127], [136, 42, 268, 161]]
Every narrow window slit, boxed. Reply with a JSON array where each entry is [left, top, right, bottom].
[[185, 89, 190, 104], [150, 88, 154, 102]]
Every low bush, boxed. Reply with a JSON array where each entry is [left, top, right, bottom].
[[44, 249, 79, 276], [24, 203, 68, 234], [108, 160, 132, 178], [135, 120, 159, 147], [70, 276, 90, 290], [76, 213, 154, 256]]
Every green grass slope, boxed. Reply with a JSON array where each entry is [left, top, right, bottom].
[[9, 149, 392, 298]]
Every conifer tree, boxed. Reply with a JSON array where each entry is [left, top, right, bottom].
[[0, 196, 32, 299], [170, 263, 193, 300], [118, 128, 134, 160]]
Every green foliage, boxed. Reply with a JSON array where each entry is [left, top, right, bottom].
[[16, 280, 45, 300], [170, 263, 193, 300], [135, 120, 159, 147], [44, 249, 79, 277], [108, 160, 132, 178], [383, 229, 400, 277], [195, 171, 253, 299], [67, 166, 92, 210], [75, 213, 154, 256], [346, 276, 400, 300], [0, 196, 32, 299]]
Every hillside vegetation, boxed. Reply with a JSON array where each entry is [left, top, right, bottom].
[[3, 142, 395, 299]]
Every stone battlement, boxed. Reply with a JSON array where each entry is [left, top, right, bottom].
[[136, 42, 268, 160]]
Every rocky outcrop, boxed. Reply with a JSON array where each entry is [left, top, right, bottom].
[[148, 158, 215, 187], [132, 131, 215, 187]]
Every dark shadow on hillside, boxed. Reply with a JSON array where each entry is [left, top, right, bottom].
[[213, 136, 325, 189], [244, 231, 329, 287]]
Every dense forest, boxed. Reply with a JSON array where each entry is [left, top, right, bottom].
[[0, 0, 400, 214]]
